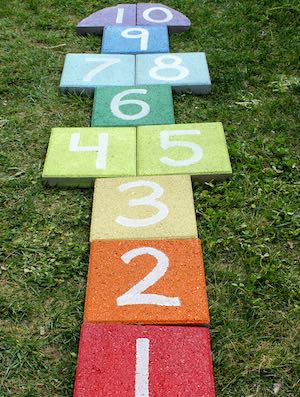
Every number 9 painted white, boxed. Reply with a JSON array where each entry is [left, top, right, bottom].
[[149, 55, 189, 81], [160, 130, 203, 167], [121, 27, 149, 51], [143, 7, 174, 23], [115, 180, 169, 227], [110, 89, 150, 121], [117, 246, 181, 306]]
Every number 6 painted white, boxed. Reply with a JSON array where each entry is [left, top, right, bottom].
[[110, 89, 150, 121], [117, 247, 181, 306], [121, 27, 149, 51], [160, 130, 203, 167], [115, 180, 169, 228]]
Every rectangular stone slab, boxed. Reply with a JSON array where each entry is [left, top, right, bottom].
[[90, 175, 198, 241], [74, 324, 215, 396], [137, 122, 232, 179], [60, 54, 135, 95], [136, 52, 211, 94], [101, 25, 169, 54], [84, 239, 210, 325], [91, 85, 175, 127], [42, 127, 136, 187]]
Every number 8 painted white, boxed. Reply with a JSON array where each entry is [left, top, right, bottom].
[[149, 55, 189, 81], [121, 27, 149, 51], [160, 130, 203, 167], [117, 247, 181, 306], [110, 89, 150, 121], [115, 180, 169, 227]]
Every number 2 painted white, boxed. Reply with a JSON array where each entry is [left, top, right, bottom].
[[121, 27, 150, 51], [135, 338, 150, 397], [149, 55, 189, 81], [143, 6, 173, 23], [115, 180, 169, 227], [83, 57, 121, 82], [69, 133, 108, 169], [117, 247, 181, 306], [160, 130, 203, 167], [110, 89, 150, 121]]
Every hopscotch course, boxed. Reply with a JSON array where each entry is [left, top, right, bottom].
[[42, 3, 233, 396]]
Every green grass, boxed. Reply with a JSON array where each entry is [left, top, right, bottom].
[[0, 0, 299, 396]]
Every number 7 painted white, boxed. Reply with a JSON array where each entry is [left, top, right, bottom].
[[135, 338, 150, 397], [83, 57, 120, 82]]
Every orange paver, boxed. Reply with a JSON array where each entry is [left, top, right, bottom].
[[84, 239, 210, 325]]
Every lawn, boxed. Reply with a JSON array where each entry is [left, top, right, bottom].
[[0, 0, 299, 396]]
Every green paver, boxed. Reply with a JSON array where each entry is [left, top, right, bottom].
[[137, 122, 232, 179], [42, 127, 136, 187], [91, 85, 175, 127]]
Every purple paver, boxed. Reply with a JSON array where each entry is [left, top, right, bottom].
[[77, 4, 137, 35], [137, 3, 191, 33]]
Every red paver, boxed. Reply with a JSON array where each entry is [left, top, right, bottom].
[[74, 323, 216, 397], [84, 238, 210, 325]]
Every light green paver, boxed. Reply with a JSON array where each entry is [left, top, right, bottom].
[[42, 127, 136, 187], [137, 122, 232, 179], [91, 85, 175, 127]]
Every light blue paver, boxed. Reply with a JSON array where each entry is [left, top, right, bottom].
[[60, 54, 135, 94], [136, 52, 211, 94], [101, 26, 169, 54]]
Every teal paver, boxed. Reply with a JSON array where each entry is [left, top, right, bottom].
[[59, 54, 135, 95], [42, 127, 136, 187], [137, 122, 232, 179], [91, 85, 175, 127], [136, 52, 211, 94], [101, 25, 169, 54]]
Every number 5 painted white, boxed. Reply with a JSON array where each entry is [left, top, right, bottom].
[[115, 180, 169, 227], [160, 130, 203, 167], [117, 246, 181, 306], [135, 338, 150, 397], [121, 27, 149, 51]]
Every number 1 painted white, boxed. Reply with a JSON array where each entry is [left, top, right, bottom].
[[135, 338, 150, 397], [116, 8, 125, 24]]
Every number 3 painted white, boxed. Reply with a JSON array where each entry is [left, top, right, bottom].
[[135, 338, 150, 397], [110, 89, 150, 121], [117, 247, 181, 306], [69, 133, 108, 169], [160, 130, 203, 167], [115, 180, 169, 227], [121, 27, 149, 51]]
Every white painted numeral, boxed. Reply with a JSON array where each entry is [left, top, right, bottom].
[[143, 7, 173, 23], [83, 57, 120, 82], [121, 27, 149, 51], [110, 89, 150, 121], [135, 338, 150, 397], [69, 133, 108, 169], [160, 130, 203, 167], [117, 247, 181, 306], [149, 55, 189, 81], [115, 180, 169, 227], [116, 7, 124, 24]]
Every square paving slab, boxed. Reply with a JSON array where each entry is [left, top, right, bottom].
[[42, 127, 136, 187], [101, 25, 169, 54], [137, 122, 232, 179], [84, 239, 210, 325], [74, 323, 215, 397], [91, 85, 175, 127], [60, 54, 135, 94], [90, 175, 198, 241], [136, 52, 211, 94]]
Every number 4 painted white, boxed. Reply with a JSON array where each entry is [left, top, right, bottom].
[[69, 132, 108, 169], [135, 338, 150, 397]]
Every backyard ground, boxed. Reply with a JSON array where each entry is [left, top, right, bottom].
[[0, 0, 299, 396]]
